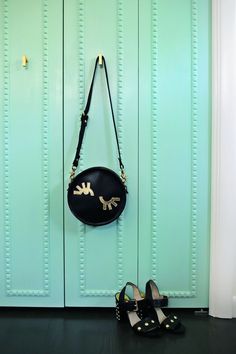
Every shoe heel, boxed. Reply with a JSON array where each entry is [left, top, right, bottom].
[[115, 303, 127, 322], [138, 308, 144, 320]]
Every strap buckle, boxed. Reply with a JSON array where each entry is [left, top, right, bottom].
[[81, 112, 88, 125], [121, 169, 127, 184], [133, 299, 139, 312], [69, 166, 76, 182], [120, 299, 138, 312]]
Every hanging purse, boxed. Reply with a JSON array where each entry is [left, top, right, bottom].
[[67, 56, 127, 226]]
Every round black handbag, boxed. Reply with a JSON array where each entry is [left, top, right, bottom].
[[67, 56, 127, 226]]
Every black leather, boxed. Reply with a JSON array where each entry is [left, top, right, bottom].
[[67, 167, 126, 226], [133, 318, 161, 337], [161, 314, 185, 333], [71, 56, 124, 172], [115, 282, 162, 337], [146, 297, 168, 308], [68, 56, 127, 225]]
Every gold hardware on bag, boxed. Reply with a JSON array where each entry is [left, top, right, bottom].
[[73, 182, 94, 196], [99, 196, 121, 211], [67, 56, 127, 225], [70, 167, 76, 182], [121, 169, 127, 184]]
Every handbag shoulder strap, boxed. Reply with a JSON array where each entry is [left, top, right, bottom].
[[70, 56, 126, 184]]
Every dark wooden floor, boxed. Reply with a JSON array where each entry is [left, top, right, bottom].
[[0, 308, 236, 354]]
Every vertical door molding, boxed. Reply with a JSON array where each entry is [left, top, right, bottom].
[[2, 0, 11, 295], [190, 0, 199, 299], [210, 0, 236, 318], [76, 0, 87, 296], [116, 0, 126, 295], [150, 0, 159, 284]]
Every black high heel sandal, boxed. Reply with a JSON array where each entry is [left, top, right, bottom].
[[115, 282, 161, 337], [145, 280, 185, 334]]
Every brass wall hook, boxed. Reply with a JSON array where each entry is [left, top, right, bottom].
[[98, 54, 103, 66], [22, 55, 28, 67]]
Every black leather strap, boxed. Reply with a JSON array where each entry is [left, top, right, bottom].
[[133, 318, 160, 335], [147, 297, 168, 308], [161, 314, 181, 331], [145, 280, 168, 308], [119, 282, 137, 304], [118, 300, 138, 312], [71, 56, 124, 173], [118, 282, 145, 312]]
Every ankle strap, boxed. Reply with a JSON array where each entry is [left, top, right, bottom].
[[147, 297, 168, 308], [145, 280, 168, 307], [119, 282, 143, 304]]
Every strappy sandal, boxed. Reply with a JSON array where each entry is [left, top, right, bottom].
[[115, 282, 162, 337], [145, 280, 185, 334]]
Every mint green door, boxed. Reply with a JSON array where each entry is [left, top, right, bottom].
[[138, 0, 211, 307], [0, 0, 64, 306], [64, 0, 211, 307], [0, 0, 210, 308], [64, 0, 139, 306]]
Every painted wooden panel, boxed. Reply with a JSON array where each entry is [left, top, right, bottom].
[[138, 0, 211, 307], [0, 0, 64, 306], [0, 0, 211, 308], [64, 0, 139, 306]]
